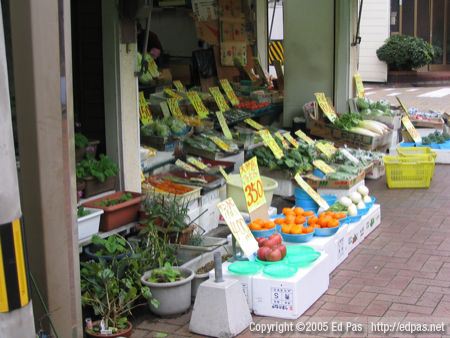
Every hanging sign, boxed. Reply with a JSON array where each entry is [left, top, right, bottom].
[[294, 174, 329, 210], [209, 87, 230, 112], [187, 157, 208, 171], [259, 130, 284, 160], [164, 88, 183, 100], [187, 91, 209, 118], [340, 148, 360, 165], [316, 142, 337, 159], [167, 98, 183, 118], [173, 80, 186, 92], [160, 101, 171, 118], [216, 111, 233, 140], [219, 166, 229, 182], [295, 129, 315, 145], [240, 157, 266, 213], [275, 131, 290, 149], [139, 92, 153, 125], [208, 135, 231, 152], [244, 118, 264, 131], [175, 159, 198, 172], [402, 115, 422, 143], [313, 160, 335, 175], [283, 132, 299, 148], [354, 73, 365, 98], [219, 79, 240, 106], [314, 92, 338, 123], [217, 198, 259, 258]]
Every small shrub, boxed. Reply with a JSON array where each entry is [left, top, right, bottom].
[[376, 35, 436, 71]]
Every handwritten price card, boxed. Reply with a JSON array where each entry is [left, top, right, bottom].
[[402, 115, 422, 143], [314, 92, 338, 123], [209, 87, 230, 112], [219, 79, 240, 106], [240, 157, 266, 213], [283, 132, 299, 148], [216, 111, 233, 140], [164, 88, 183, 100], [294, 174, 329, 210], [217, 198, 259, 258], [354, 73, 365, 98], [295, 129, 315, 145], [139, 92, 153, 125], [313, 160, 335, 174], [187, 91, 209, 118], [244, 118, 264, 131], [173, 80, 186, 92], [275, 131, 290, 149], [259, 129, 284, 160], [167, 98, 183, 118], [187, 157, 208, 171]]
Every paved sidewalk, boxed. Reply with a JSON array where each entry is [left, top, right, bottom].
[[134, 165, 450, 338]]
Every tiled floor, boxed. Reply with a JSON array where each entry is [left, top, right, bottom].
[[134, 164, 450, 337]]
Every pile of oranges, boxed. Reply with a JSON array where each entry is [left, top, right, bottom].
[[308, 211, 346, 229], [248, 218, 276, 231], [275, 207, 315, 235]]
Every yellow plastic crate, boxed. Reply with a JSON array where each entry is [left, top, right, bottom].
[[383, 155, 434, 189], [397, 147, 437, 160]]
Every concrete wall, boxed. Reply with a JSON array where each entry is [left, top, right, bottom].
[[283, 0, 335, 126]]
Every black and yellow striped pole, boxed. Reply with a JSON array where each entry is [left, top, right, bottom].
[[268, 40, 284, 65]]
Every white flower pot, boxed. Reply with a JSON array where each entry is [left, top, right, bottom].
[[77, 208, 103, 241]]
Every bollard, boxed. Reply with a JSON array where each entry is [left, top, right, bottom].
[[213, 251, 223, 283]]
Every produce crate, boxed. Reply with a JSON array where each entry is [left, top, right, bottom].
[[305, 170, 365, 190], [383, 155, 434, 189], [142, 179, 202, 203], [349, 98, 402, 130]]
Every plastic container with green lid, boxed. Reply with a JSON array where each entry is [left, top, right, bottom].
[[263, 264, 298, 279], [228, 261, 262, 275]]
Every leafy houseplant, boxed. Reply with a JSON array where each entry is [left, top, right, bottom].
[[85, 234, 131, 260], [376, 34, 436, 71], [75, 132, 89, 149], [77, 154, 119, 197], [147, 263, 184, 283]]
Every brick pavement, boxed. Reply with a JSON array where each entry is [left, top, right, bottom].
[[134, 165, 450, 337]]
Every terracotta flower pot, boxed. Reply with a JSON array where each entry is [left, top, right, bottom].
[[85, 321, 133, 338]]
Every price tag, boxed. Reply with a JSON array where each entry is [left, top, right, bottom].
[[139, 92, 153, 125], [217, 198, 259, 258], [402, 115, 422, 143], [147, 57, 159, 78], [187, 91, 209, 118], [209, 87, 230, 112], [275, 131, 290, 149], [167, 98, 183, 118], [316, 142, 337, 159], [354, 73, 365, 98], [314, 92, 338, 123], [219, 166, 229, 181], [313, 160, 335, 174], [259, 129, 284, 160], [294, 173, 329, 210], [173, 80, 185, 92], [208, 135, 231, 152], [216, 111, 233, 140], [187, 156, 208, 171], [283, 132, 299, 148], [396, 96, 410, 116], [339, 148, 360, 165], [164, 88, 183, 100], [219, 79, 240, 106], [295, 129, 315, 145], [175, 159, 198, 172], [240, 157, 266, 213], [244, 118, 264, 131], [160, 101, 171, 118]]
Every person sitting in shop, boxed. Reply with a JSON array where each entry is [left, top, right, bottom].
[[137, 24, 163, 64]]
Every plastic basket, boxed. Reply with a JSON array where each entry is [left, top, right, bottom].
[[397, 147, 437, 160], [383, 155, 434, 189]]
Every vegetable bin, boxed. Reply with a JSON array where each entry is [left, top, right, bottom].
[[226, 174, 278, 212]]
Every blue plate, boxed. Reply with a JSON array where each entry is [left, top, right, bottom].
[[314, 226, 340, 237], [281, 231, 315, 243], [358, 206, 370, 216], [346, 214, 362, 223], [251, 228, 276, 238]]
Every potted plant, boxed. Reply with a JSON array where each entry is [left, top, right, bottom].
[[77, 206, 103, 241], [141, 262, 194, 316], [75, 132, 89, 162], [83, 192, 142, 231], [76, 154, 119, 198], [84, 234, 132, 261], [81, 252, 156, 337]]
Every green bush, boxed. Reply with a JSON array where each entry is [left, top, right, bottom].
[[376, 35, 435, 70]]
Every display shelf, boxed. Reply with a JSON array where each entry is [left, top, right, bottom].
[[78, 222, 137, 249], [141, 150, 175, 173]]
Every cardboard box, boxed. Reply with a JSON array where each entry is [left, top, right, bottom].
[[363, 204, 381, 237], [306, 170, 365, 190], [252, 253, 329, 319], [346, 218, 364, 253], [317, 179, 366, 199]]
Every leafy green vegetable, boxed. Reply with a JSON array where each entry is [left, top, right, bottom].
[[334, 113, 362, 130], [77, 206, 91, 218], [148, 262, 184, 283], [75, 133, 89, 149], [98, 192, 133, 207], [76, 154, 118, 182]]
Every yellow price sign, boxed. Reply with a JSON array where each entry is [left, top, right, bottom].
[[259, 129, 284, 160], [244, 118, 264, 131], [219, 166, 229, 182], [208, 135, 231, 152], [175, 159, 198, 172], [295, 129, 315, 145], [316, 142, 337, 159], [396, 96, 410, 116], [240, 157, 266, 213], [216, 111, 233, 140], [139, 92, 153, 125], [147, 57, 159, 78], [164, 88, 183, 99], [283, 132, 299, 148], [294, 173, 329, 210], [217, 198, 259, 258], [354, 73, 365, 98], [209, 87, 230, 112], [314, 92, 338, 123], [275, 131, 290, 149], [167, 98, 183, 118], [187, 91, 209, 118], [187, 157, 208, 171], [401, 115, 422, 143], [160, 101, 171, 118], [219, 79, 240, 106], [313, 160, 335, 175], [173, 80, 185, 92]]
